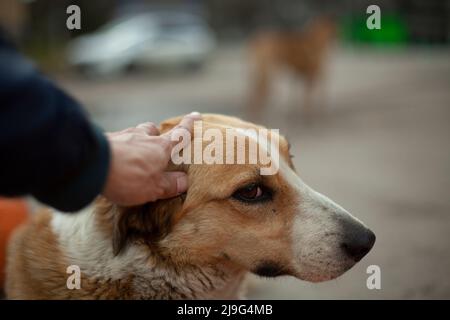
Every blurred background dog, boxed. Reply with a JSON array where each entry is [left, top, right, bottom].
[[247, 16, 336, 120]]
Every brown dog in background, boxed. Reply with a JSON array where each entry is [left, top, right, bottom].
[[247, 16, 336, 120]]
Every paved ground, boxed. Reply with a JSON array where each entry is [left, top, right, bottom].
[[58, 45, 450, 299]]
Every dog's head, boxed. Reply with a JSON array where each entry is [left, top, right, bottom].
[[110, 114, 375, 282]]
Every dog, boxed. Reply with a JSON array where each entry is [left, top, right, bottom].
[[247, 16, 336, 119], [6, 114, 375, 299]]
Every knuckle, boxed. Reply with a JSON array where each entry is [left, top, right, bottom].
[[176, 124, 189, 131], [159, 137, 172, 151], [122, 133, 135, 143], [142, 122, 157, 130]]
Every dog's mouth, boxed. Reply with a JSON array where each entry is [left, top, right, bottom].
[[250, 257, 358, 281], [292, 259, 357, 283], [251, 260, 291, 278]]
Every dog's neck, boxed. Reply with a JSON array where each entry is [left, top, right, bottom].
[[51, 208, 247, 299], [128, 258, 247, 299]]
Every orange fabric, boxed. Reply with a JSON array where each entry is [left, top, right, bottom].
[[0, 198, 28, 289]]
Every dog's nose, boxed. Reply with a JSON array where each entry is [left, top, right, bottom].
[[341, 226, 376, 262]]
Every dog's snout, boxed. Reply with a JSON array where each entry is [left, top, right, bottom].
[[340, 225, 376, 262]]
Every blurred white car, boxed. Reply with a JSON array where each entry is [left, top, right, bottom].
[[67, 11, 215, 75]]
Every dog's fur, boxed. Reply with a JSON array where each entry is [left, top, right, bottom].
[[247, 16, 336, 119], [6, 114, 373, 299]]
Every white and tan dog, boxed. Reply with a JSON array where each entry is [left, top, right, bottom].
[[5, 114, 375, 299]]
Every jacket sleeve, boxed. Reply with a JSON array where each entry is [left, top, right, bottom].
[[0, 38, 110, 212]]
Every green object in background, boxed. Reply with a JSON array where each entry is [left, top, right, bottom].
[[341, 14, 408, 45]]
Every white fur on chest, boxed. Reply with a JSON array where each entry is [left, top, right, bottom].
[[51, 207, 149, 281], [50, 207, 246, 299]]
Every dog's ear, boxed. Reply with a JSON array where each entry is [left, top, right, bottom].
[[112, 196, 185, 256], [110, 116, 192, 255]]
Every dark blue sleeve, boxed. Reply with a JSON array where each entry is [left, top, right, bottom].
[[0, 37, 110, 212]]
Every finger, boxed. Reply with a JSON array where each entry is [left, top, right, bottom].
[[136, 122, 160, 136], [155, 172, 188, 200], [161, 112, 201, 145]]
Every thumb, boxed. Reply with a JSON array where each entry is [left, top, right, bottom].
[[156, 171, 188, 200]]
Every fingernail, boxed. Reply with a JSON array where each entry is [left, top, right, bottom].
[[189, 111, 201, 118], [176, 174, 188, 194]]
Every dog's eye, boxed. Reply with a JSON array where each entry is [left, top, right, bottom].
[[232, 183, 271, 203]]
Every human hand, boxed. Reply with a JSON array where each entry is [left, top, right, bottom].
[[102, 112, 201, 206]]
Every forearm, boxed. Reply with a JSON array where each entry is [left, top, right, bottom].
[[0, 40, 110, 212]]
